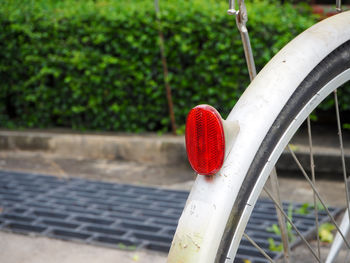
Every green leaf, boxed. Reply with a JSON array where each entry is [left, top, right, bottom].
[[295, 203, 310, 215], [343, 123, 350, 130], [268, 238, 283, 252], [319, 223, 335, 243]]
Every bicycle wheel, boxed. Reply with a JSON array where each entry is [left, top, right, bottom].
[[167, 11, 350, 263]]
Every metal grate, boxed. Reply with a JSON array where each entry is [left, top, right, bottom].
[[0, 171, 340, 262]]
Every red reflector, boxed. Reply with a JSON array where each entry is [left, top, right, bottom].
[[185, 105, 225, 176]]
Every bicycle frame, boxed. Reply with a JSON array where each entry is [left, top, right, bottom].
[[167, 11, 350, 263]]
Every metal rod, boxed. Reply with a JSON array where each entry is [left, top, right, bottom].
[[268, 168, 290, 263], [288, 145, 350, 249], [237, 25, 257, 81], [307, 116, 321, 260], [228, 0, 257, 81], [336, 0, 342, 12], [334, 89, 350, 234], [243, 232, 275, 263], [228, 0, 237, 15], [264, 187, 321, 262]]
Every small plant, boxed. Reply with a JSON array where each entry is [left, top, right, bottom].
[[343, 123, 350, 130], [117, 243, 137, 251], [288, 144, 299, 152], [309, 112, 318, 122], [295, 203, 310, 215], [319, 223, 336, 243], [266, 204, 296, 252], [295, 202, 333, 244], [267, 237, 283, 252], [295, 202, 325, 215], [267, 202, 335, 252]]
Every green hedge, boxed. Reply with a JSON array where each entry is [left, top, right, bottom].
[[0, 0, 338, 132]]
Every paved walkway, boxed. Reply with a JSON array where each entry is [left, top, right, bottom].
[[0, 127, 349, 262]]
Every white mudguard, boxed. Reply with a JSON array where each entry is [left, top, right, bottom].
[[167, 11, 350, 263]]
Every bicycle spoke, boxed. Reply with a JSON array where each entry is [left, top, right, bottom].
[[307, 116, 321, 260], [268, 169, 290, 263], [243, 232, 275, 263], [263, 187, 321, 262], [334, 89, 350, 228], [288, 145, 350, 249]]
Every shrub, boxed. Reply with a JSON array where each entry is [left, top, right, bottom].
[[1, 0, 335, 132]]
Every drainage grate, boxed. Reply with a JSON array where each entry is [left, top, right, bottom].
[[0, 170, 340, 262]]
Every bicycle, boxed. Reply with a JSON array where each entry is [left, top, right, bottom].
[[166, 0, 350, 262]]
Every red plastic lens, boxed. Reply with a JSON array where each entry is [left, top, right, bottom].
[[185, 105, 225, 175]]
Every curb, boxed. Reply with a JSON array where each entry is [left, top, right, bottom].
[[0, 130, 349, 174], [279, 144, 350, 175], [0, 131, 186, 165]]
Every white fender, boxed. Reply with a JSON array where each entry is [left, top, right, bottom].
[[167, 11, 350, 263]]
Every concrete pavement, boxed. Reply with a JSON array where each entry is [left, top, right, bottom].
[[0, 231, 167, 263], [0, 126, 349, 262]]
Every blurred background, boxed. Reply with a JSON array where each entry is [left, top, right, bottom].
[[1, 0, 349, 135]]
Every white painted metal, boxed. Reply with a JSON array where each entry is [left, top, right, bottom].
[[167, 11, 350, 263], [326, 209, 350, 263], [222, 120, 240, 161]]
